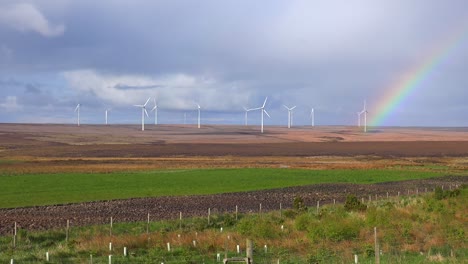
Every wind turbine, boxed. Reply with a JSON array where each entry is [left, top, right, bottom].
[[134, 97, 151, 131], [105, 108, 111, 125], [74, 103, 80, 126], [311, 108, 315, 127], [243, 106, 251, 126], [196, 103, 201, 128], [249, 97, 270, 133], [283, 105, 296, 128], [150, 98, 158, 125], [361, 100, 368, 133]]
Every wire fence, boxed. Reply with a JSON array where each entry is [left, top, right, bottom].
[[2, 185, 466, 263]]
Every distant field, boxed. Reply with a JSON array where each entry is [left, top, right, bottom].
[[0, 168, 443, 208]]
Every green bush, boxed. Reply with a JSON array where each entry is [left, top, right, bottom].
[[308, 217, 362, 242], [295, 213, 314, 231], [293, 196, 308, 212], [344, 194, 367, 212], [434, 186, 461, 200], [236, 216, 279, 239]]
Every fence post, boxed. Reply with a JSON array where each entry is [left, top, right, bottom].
[[66, 219, 70, 242], [110, 217, 113, 237], [374, 227, 380, 264], [179, 212, 182, 229], [208, 208, 211, 224], [235, 205, 238, 220], [246, 239, 253, 260], [147, 213, 150, 234], [13, 222, 17, 248]]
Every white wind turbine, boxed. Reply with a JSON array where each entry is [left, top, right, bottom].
[[361, 100, 368, 133], [74, 103, 80, 126], [105, 108, 111, 125], [249, 97, 270, 133], [283, 105, 296, 128], [150, 98, 158, 125], [134, 97, 151, 131], [196, 103, 201, 128], [243, 106, 251, 126], [311, 108, 315, 127]]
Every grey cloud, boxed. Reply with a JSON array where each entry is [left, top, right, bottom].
[[0, 3, 65, 37]]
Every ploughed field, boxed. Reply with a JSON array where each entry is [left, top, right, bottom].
[[0, 124, 467, 235], [0, 176, 466, 235]]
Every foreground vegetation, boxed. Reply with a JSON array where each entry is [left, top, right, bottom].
[[0, 168, 444, 208], [1, 186, 466, 263]]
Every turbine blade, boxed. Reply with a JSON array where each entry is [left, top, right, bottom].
[[243, 106, 248, 111], [143, 97, 151, 107], [249, 107, 261, 111], [134, 105, 143, 107], [263, 109, 271, 118], [262, 97, 268, 108], [283, 105, 289, 110], [74, 104, 80, 112], [291, 106, 296, 110], [151, 106, 157, 111], [144, 109, 149, 117]]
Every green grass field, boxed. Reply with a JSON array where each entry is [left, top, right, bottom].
[[0, 168, 443, 208]]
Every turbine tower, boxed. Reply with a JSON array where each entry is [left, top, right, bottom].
[[150, 98, 158, 125], [196, 104, 201, 128], [105, 108, 110, 125], [243, 106, 250, 126], [74, 104, 80, 126], [134, 97, 151, 131], [249, 97, 270, 133], [283, 105, 296, 128], [311, 108, 315, 127]]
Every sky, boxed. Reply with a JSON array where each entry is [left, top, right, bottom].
[[0, 0, 467, 127]]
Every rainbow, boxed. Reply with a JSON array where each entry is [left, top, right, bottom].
[[370, 24, 468, 127]]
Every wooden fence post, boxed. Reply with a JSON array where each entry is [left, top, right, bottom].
[[374, 227, 380, 264]]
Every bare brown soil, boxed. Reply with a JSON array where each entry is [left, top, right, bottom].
[[0, 176, 466, 235], [0, 124, 467, 157]]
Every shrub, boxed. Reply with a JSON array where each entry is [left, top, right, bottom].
[[434, 187, 461, 200], [236, 216, 279, 239], [344, 194, 367, 212], [295, 213, 314, 231], [293, 196, 307, 212]]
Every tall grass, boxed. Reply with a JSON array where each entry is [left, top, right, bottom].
[[1, 186, 466, 263]]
